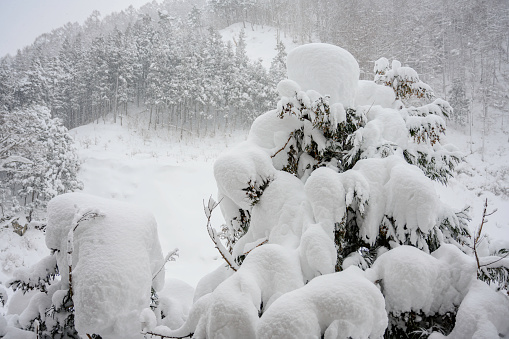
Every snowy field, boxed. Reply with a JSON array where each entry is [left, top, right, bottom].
[[71, 121, 249, 288]]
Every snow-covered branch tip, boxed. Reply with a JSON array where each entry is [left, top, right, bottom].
[[152, 248, 179, 281], [204, 196, 238, 271]]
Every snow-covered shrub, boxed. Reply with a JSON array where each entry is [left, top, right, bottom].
[[144, 43, 509, 338], [6, 193, 166, 339]]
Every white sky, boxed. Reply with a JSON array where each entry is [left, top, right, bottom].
[[0, 0, 153, 57]]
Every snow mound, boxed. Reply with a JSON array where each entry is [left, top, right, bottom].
[[287, 43, 359, 107], [46, 192, 165, 338], [257, 266, 387, 339]]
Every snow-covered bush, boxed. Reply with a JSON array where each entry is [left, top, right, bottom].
[[5, 193, 166, 339], [0, 105, 82, 220]]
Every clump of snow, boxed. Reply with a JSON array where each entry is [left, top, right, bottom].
[[158, 244, 304, 339], [355, 80, 396, 108], [214, 142, 276, 211], [277, 79, 301, 98], [257, 266, 387, 339], [233, 171, 309, 259], [366, 246, 452, 315], [385, 162, 439, 239], [366, 245, 481, 318], [140, 307, 157, 333], [429, 280, 509, 339], [155, 278, 195, 330], [46, 192, 165, 338], [287, 43, 359, 107]]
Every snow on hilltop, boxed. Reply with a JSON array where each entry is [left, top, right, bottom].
[[220, 23, 299, 69]]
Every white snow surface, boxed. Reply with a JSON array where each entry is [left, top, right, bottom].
[[429, 280, 509, 339], [46, 192, 165, 337], [355, 80, 396, 108], [287, 43, 360, 107]]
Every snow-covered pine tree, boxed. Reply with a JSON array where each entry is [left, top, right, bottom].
[[144, 43, 509, 339], [269, 40, 287, 86]]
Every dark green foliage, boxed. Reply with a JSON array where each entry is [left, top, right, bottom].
[[242, 177, 273, 206], [385, 310, 457, 339], [276, 94, 366, 177]]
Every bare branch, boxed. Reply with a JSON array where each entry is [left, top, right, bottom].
[[480, 252, 509, 268], [152, 248, 179, 281], [243, 238, 268, 256], [144, 331, 193, 339], [271, 133, 293, 159], [204, 197, 238, 271]]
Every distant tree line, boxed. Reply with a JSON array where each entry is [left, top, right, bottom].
[[0, 0, 286, 133], [0, 0, 508, 134], [209, 0, 509, 130]]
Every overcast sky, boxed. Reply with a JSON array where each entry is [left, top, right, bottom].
[[0, 0, 153, 57]]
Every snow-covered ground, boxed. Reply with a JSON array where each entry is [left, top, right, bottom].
[[71, 121, 248, 287], [442, 124, 509, 249]]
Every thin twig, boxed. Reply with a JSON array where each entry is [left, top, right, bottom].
[[243, 239, 268, 256], [480, 252, 509, 268], [473, 198, 497, 273], [152, 248, 179, 280], [271, 133, 293, 158]]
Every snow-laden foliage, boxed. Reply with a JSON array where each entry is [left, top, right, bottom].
[[137, 43, 509, 338], [0, 105, 82, 219], [5, 193, 166, 339]]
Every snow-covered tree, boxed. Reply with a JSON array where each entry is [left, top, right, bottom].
[[143, 43, 509, 339], [0, 105, 82, 219]]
